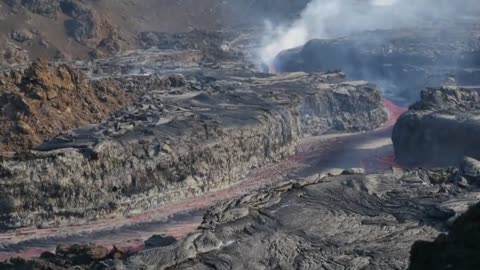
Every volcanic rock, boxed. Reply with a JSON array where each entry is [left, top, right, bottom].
[[117, 166, 475, 269], [274, 27, 480, 105], [392, 86, 480, 166], [409, 201, 480, 270], [0, 243, 118, 269], [96, 33, 122, 56], [145, 235, 178, 248], [138, 30, 248, 62], [4, 0, 59, 18], [0, 59, 132, 152], [0, 41, 29, 65], [61, 0, 116, 47], [461, 157, 480, 181], [0, 65, 387, 230], [56, 243, 109, 265], [10, 29, 34, 43], [342, 167, 366, 175]]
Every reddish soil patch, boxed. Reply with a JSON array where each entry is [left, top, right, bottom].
[[0, 59, 132, 152]]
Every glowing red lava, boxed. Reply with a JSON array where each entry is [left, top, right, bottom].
[[359, 98, 407, 170], [268, 59, 407, 171], [383, 98, 407, 126]]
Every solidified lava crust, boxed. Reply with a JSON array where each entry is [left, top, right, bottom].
[[0, 58, 388, 231], [1, 7, 480, 269]]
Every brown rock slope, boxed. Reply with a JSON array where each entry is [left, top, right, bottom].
[[0, 0, 310, 64], [0, 59, 132, 152]]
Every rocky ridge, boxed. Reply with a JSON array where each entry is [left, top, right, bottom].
[[0, 59, 132, 152], [392, 86, 480, 166], [3, 161, 480, 269], [409, 187, 480, 270], [0, 0, 310, 65], [0, 62, 388, 230]]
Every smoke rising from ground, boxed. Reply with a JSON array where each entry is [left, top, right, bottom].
[[259, 0, 479, 65]]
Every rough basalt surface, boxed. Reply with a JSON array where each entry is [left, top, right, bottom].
[[392, 86, 480, 166], [119, 165, 478, 270], [274, 27, 480, 105], [409, 199, 480, 270], [7, 162, 479, 269], [408, 157, 480, 270], [0, 66, 388, 230]]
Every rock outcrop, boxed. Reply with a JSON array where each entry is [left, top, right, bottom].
[[8, 163, 478, 269], [0, 59, 132, 152], [273, 27, 480, 105], [0, 64, 387, 230], [409, 200, 480, 270], [137, 30, 254, 62], [0, 243, 128, 269], [0, 41, 30, 65], [60, 0, 117, 48], [392, 86, 480, 166]]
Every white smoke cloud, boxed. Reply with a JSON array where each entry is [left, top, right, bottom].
[[258, 0, 478, 65]]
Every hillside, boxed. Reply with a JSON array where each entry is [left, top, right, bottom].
[[0, 0, 309, 66]]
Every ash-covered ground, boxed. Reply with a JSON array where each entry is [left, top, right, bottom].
[[0, 1, 480, 270]]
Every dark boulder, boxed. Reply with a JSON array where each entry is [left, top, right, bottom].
[[56, 243, 109, 265], [392, 87, 480, 166], [62, 0, 97, 44], [60, 0, 115, 46], [409, 202, 480, 270], [145, 235, 178, 248]]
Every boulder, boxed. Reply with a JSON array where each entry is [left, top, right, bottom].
[[125, 168, 463, 269], [60, 0, 116, 47], [145, 235, 177, 248], [0, 41, 29, 65], [10, 29, 34, 42], [56, 243, 109, 265], [2, 165, 474, 269], [392, 87, 480, 166], [460, 157, 480, 182], [409, 202, 480, 270]]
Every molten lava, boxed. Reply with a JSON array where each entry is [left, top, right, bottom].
[[383, 98, 407, 126], [359, 98, 407, 170]]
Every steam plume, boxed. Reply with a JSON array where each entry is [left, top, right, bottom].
[[259, 0, 480, 65]]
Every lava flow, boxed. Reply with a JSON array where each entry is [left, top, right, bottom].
[[384, 98, 408, 126], [0, 62, 407, 261]]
